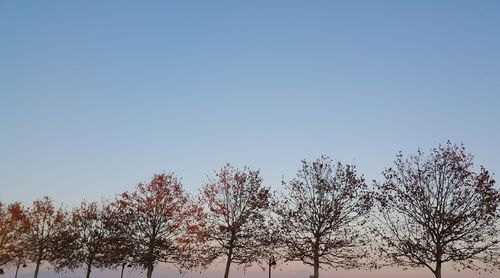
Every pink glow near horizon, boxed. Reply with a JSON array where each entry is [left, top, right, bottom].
[[3, 262, 498, 278]]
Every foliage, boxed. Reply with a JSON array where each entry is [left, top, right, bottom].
[[199, 164, 270, 278], [273, 156, 373, 278], [0, 202, 28, 267], [23, 196, 67, 278], [373, 142, 500, 278], [51, 201, 120, 278], [113, 173, 194, 278], [1, 143, 498, 278]]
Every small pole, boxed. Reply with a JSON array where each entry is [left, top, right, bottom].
[[14, 263, 20, 278]]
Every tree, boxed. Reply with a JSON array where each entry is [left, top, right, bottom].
[[373, 142, 500, 278], [199, 164, 270, 278], [23, 196, 67, 278], [0, 202, 27, 267], [113, 173, 193, 278], [273, 156, 373, 278], [101, 204, 136, 278], [52, 201, 117, 278]]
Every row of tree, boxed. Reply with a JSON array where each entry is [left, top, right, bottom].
[[1, 142, 499, 278]]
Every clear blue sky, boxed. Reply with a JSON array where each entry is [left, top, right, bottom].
[[1, 0, 499, 208], [1, 1, 500, 277]]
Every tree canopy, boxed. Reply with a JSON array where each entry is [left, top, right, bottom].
[[273, 156, 373, 278], [373, 142, 500, 278]]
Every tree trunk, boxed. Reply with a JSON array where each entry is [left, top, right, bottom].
[[434, 244, 442, 278], [120, 263, 125, 278], [86, 261, 92, 278], [268, 260, 271, 278], [33, 258, 41, 278], [146, 262, 154, 278], [313, 239, 320, 278], [224, 248, 233, 278], [434, 261, 442, 278], [313, 260, 320, 278], [33, 246, 44, 278]]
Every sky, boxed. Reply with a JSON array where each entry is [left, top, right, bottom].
[[0, 0, 499, 277]]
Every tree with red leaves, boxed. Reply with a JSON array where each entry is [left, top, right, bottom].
[[113, 173, 194, 278], [23, 196, 67, 278], [199, 164, 270, 278], [273, 156, 373, 278], [373, 142, 500, 278], [0, 201, 27, 267]]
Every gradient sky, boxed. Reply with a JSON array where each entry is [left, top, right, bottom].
[[1, 1, 499, 277]]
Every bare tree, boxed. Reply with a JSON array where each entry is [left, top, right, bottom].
[[373, 142, 500, 278], [199, 164, 270, 278], [273, 156, 373, 278], [113, 173, 194, 278], [23, 196, 67, 278]]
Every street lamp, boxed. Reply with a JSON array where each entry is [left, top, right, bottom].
[[268, 256, 277, 278]]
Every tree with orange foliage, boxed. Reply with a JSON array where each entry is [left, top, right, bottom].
[[113, 173, 195, 278], [23, 196, 67, 278], [199, 164, 270, 278], [0, 201, 27, 267]]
